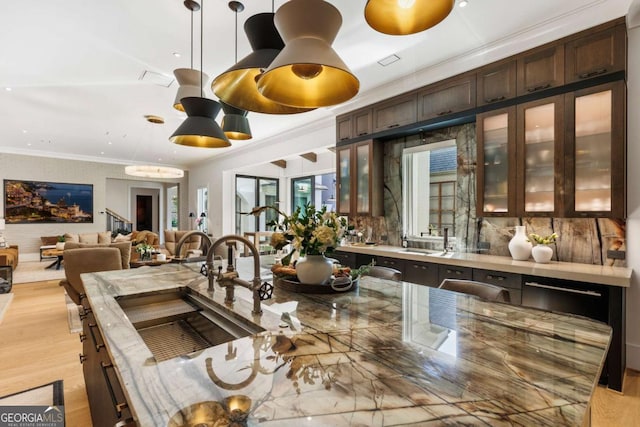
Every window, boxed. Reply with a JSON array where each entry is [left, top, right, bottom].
[[291, 173, 336, 212], [197, 187, 208, 233], [235, 176, 279, 235], [403, 140, 457, 238]]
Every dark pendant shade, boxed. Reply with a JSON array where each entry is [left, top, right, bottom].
[[212, 13, 314, 114], [257, 0, 359, 108], [221, 102, 252, 140], [364, 0, 455, 35], [170, 97, 231, 148]]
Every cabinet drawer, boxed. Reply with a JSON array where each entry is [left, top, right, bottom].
[[327, 251, 356, 268], [472, 269, 522, 289], [376, 256, 404, 270], [438, 264, 472, 284], [404, 261, 439, 287]]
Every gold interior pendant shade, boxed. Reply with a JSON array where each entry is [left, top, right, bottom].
[[364, 0, 455, 35], [221, 101, 252, 140], [256, 0, 359, 109], [170, 97, 231, 148], [212, 13, 313, 114]]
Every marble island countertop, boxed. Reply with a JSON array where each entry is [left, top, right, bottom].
[[82, 261, 611, 426], [337, 244, 632, 287]]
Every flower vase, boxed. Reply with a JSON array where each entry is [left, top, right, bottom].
[[140, 253, 151, 262], [532, 244, 553, 263], [508, 225, 532, 261], [56, 242, 65, 250], [296, 254, 333, 285]]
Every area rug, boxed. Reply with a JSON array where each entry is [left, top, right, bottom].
[[65, 293, 82, 334], [0, 379, 64, 407], [0, 293, 14, 324], [12, 260, 66, 284]]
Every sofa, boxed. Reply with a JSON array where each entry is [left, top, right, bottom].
[[0, 245, 19, 269], [40, 231, 160, 262]]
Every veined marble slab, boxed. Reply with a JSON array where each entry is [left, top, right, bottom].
[[81, 260, 611, 427], [337, 244, 632, 287]]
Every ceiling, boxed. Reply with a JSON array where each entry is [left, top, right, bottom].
[[0, 0, 634, 170]]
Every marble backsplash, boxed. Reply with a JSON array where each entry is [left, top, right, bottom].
[[348, 123, 626, 267]]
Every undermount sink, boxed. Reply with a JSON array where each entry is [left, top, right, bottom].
[[116, 288, 264, 362], [400, 248, 455, 258]]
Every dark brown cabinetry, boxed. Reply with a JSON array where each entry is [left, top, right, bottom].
[[336, 140, 383, 216], [326, 250, 356, 268], [336, 114, 352, 142], [417, 74, 476, 121], [372, 93, 417, 132], [437, 264, 472, 284], [477, 60, 517, 106], [516, 44, 564, 96], [564, 80, 625, 218], [80, 304, 133, 427], [565, 23, 626, 83], [336, 108, 373, 142], [472, 268, 522, 304], [404, 260, 439, 287]]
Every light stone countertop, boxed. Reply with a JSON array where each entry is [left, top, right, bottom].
[[81, 260, 612, 426], [337, 244, 632, 287]]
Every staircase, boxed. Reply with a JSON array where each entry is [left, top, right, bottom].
[[105, 208, 133, 233]]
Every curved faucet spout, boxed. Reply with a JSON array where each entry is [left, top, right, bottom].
[[206, 234, 263, 315], [173, 230, 213, 263]]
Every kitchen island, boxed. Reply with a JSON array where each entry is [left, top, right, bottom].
[[81, 261, 611, 426]]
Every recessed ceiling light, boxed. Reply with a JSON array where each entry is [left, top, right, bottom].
[[108, 141, 112, 145], [459, 0, 468, 7], [22, 130, 27, 134], [378, 54, 401, 67], [5, 87, 12, 91], [173, 52, 181, 58], [100, 151, 105, 155], [27, 143, 31, 146], [144, 114, 165, 124]]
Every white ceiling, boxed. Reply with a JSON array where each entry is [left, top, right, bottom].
[[0, 0, 634, 170]]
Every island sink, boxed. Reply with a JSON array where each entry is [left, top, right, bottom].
[[116, 288, 264, 361]]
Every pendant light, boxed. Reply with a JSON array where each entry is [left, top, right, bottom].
[[170, 0, 230, 148], [173, 0, 209, 112], [364, 0, 455, 36], [212, 4, 313, 114], [220, 1, 252, 140], [125, 165, 184, 179], [256, 0, 359, 109]]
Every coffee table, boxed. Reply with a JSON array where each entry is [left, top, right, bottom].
[[41, 249, 64, 270]]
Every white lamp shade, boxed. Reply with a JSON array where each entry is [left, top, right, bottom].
[[173, 68, 210, 112]]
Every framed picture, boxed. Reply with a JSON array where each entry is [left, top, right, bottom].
[[4, 179, 93, 224]]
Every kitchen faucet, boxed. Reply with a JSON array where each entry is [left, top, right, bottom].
[[206, 234, 263, 315]]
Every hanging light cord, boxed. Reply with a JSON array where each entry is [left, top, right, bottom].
[[234, 5, 238, 63], [272, 0, 274, 13], [200, 0, 204, 92], [190, 6, 194, 69]]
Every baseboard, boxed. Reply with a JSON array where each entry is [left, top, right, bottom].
[[627, 342, 640, 371]]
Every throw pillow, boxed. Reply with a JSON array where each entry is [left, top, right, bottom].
[[64, 233, 79, 243], [79, 233, 99, 244], [98, 231, 112, 244]]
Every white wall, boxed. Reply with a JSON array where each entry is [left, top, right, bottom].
[[0, 153, 189, 260]]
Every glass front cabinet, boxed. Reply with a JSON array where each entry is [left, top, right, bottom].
[[477, 81, 625, 218], [336, 140, 383, 216]]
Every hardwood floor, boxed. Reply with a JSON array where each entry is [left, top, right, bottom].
[[0, 280, 638, 427], [0, 280, 91, 427]]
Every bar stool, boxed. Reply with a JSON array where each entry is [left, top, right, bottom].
[[364, 266, 403, 281], [438, 279, 511, 303]]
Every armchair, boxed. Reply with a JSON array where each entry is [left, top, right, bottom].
[[164, 230, 203, 258]]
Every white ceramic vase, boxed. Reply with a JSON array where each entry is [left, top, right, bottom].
[[532, 244, 553, 263], [508, 225, 532, 261], [296, 254, 333, 285], [56, 242, 65, 250]]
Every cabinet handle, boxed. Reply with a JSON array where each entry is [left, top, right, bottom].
[[437, 110, 453, 116], [101, 362, 128, 418], [446, 269, 464, 275], [578, 68, 607, 79], [358, 132, 368, 136], [387, 123, 400, 128], [79, 333, 87, 343], [79, 353, 87, 364], [88, 323, 105, 352], [524, 281, 601, 297], [485, 96, 506, 103], [526, 83, 551, 92], [486, 274, 505, 281]]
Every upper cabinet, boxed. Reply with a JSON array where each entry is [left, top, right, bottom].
[[353, 108, 373, 138], [477, 60, 517, 106], [336, 114, 352, 142], [564, 81, 625, 218], [516, 44, 565, 96], [565, 23, 626, 83], [336, 140, 383, 216], [417, 74, 476, 121], [372, 93, 417, 133]]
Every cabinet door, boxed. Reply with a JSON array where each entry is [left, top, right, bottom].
[[404, 261, 439, 287], [372, 93, 417, 132], [516, 95, 564, 217], [336, 114, 352, 142], [516, 44, 564, 96], [564, 81, 625, 217], [418, 74, 476, 121], [438, 264, 472, 285], [355, 142, 371, 214], [336, 146, 352, 215], [472, 268, 522, 304], [476, 60, 517, 106], [352, 108, 373, 138], [565, 24, 626, 83], [476, 107, 516, 216]]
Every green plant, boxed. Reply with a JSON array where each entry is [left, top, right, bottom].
[[528, 232, 558, 245], [57, 235, 65, 243], [250, 203, 348, 265], [135, 243, 153, 256]]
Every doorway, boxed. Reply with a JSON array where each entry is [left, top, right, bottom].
[[136, 195, 153, 231]]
